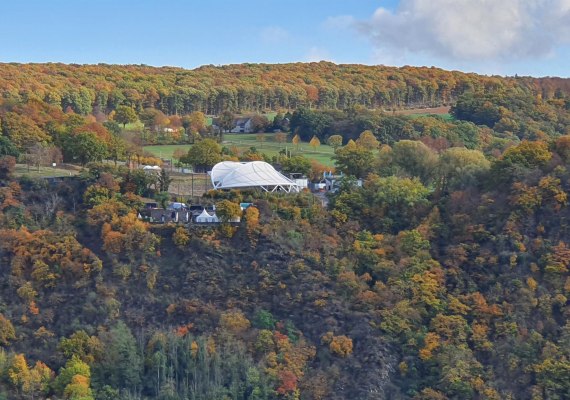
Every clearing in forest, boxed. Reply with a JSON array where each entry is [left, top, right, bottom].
[[144, 133, 336, 166]]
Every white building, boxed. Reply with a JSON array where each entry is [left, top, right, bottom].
[[291, 178, 307, 189], [230, 118, 253, 133]]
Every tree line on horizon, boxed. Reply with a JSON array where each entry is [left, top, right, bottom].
[[1, 62, 569, 116]]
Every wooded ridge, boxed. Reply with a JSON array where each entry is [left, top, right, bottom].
[[1, 62, 569, 115]]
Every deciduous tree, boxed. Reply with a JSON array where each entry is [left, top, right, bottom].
[[292, 133, 301, 151], [215, 200, 242, 222], [114, 105, 138, 128], [220, 310, 251, 334], [180, 139, 221, 171], [251, 114, 270, 133], [1, 112, 51, 150], [333, 140, 374, 178], [0, 155, 16, 180], [438, 147, 490, 191], [184, 111, 206, 134], [256, 132, 266, 148], [53, 356, 92, 396], [309, 135, 321, 152], [327, 134, 343, 149], [172, 227, 190, 247], [392, 140, 438, 184], [275, 131, 287, 145], [0, 136, 20, 157], [62, 131, 108, 165], [218, 111, 234, 133], [0, 314, 16, 345], [356, 130, 379, 149], [281, 155, 311, 176]]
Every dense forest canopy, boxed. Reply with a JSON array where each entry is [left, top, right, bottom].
[[1, 62, 570, 115], [0, 62, 569, 399]]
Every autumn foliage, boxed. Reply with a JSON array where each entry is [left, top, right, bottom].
[[0, 62, 569, 399]]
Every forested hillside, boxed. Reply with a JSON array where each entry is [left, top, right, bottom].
[[0, 62, 569, 400], [1, 62, 570, 115]]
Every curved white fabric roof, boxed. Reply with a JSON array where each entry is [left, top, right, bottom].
[[211, 161, 300, 192]]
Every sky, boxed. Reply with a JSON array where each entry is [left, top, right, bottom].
[[1, 0, 569, 77]]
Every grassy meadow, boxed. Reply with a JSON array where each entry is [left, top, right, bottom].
[[144, 132, 336, 166], [407, 113, 454, 121], [14, 164, 80, 178]]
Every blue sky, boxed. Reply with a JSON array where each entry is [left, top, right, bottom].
[[1, 0, 569, 77]]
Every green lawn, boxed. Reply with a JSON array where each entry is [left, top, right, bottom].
[[143, 133, 336, 166], [407, 113, 454, 121], [14, 164, 80, 178], [224, 133, 335, 165]]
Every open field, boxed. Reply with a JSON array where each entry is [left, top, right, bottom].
[[390, 106, 454, 120], [13, 164, 81, 178], [144, 133, 336, 166], [224, 133, 335, 165], [407, 113, 454, 121], [392, 106, 451, 115]]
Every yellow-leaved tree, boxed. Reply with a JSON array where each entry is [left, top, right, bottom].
[[356, 130, 379, 149], [292, 134, 301, 151], [9, 354, 54, 399], [309, 136, 321, 152], [245, 206, 260, 248]]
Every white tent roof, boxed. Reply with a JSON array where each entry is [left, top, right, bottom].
[[210, 161, 300, 192], [195, 209, 219, 223], [197, 209, 211, 219]]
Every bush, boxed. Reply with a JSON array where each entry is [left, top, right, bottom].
[[253, 310, 276, 330]]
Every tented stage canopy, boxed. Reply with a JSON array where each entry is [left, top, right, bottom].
[[210, 161, 300, 193]]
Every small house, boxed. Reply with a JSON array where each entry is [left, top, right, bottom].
[[324, 175, 363, 193], [309, 181, 326, 192], [230, 118, 253, 133], [287, 173, 309, 190], [143, 208, 180, 223], [295, 178, 308, 189], [168, 202, 187, 211]]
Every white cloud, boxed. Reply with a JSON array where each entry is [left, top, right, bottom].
[[354, 0, 570, 61], [260, 26, 290, 44], [323, 15, 356, 30], [305, 46, 333, 62], [370, 47, 409, 67]]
